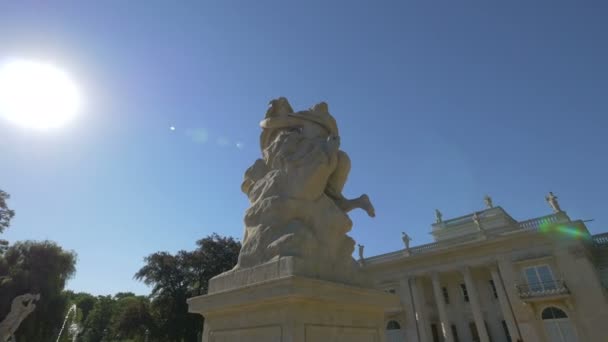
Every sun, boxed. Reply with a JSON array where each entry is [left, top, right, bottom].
[[0, 58, 82, 131]]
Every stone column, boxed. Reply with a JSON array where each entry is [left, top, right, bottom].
[[399, 277, 421, 342], [462, 267, 490, 342], [431, 272, 454, 342], [490, 265, 522, 341], [496, 258, 542, 342], [410, 276, 432, 342]]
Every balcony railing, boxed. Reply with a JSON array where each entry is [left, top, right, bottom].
[[516, 280, 570, 299], [593, 232, 608, 247], [518, 214, 563, 231]]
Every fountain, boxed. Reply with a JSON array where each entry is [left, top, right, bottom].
[[68, 322, 83, 342], [55, 304, 78, 342]]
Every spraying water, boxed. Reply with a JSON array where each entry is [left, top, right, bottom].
[[55, 304, 77, 342], [68, 322, 83, 342]]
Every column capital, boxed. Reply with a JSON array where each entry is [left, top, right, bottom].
[[481, 261, 499, 272], [459, 265, 472, 276]]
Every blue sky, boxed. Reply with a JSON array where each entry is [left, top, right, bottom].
[[1, 1, 607, 295]]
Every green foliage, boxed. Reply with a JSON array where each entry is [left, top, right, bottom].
[[0, 240, 77, 341], [81, 295, 115, 342], [0, 213, 238, 342], [186, 234, 241, 296], [134, 233, 241, 342], [134, 251, 197, 342], [57, 293, 155, 342], [0, 189, 15, 234], [75, 293, 97, 323], [111, 295, 153, 341], [0, 189, 15, 256]]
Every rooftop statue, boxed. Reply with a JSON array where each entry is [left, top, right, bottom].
[[0, 294, 40, 342], [401, 232, 411, 250], [435, 209, 443, 223], [357, 244, 365, 262], [472, 212, 483, 231], [484, 195, 494, 209], [546, 192, 562, 213], [235, 98, 375, 283]]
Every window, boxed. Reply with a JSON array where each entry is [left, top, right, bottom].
[[541, 307, 578, 342], [469, 322, 480, 342], [485, 321, 493, 342], [460, 283, 470, 302], [451, 324, 460, 342], [431, 323, 440, 342], [489, 279, 498, 299], [442, 286, 450, 304], [542, 307, 568, 320], [502, 320, 512, 342], [524, 265, 556, 291], [386, 320, 401, 330]]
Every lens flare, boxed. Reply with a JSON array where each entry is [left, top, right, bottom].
[[0, 58, 82, 131], [539, 222, 588, 239]]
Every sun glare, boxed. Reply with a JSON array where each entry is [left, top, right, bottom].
[[0, 59, 82, 131]]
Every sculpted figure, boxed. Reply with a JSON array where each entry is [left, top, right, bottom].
[[472, 212, 483, 231], [545, 192, 562, 213], [484, 195, 494, 209], [401, 232, 411, 250], [0, 294, 40, 342], [249, 98, 375, 217], [357, 244, 365, 261], [235, 98, 375, 283], [435, 209, 443, 223]]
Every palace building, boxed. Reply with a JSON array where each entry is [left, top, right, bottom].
[[360, 197, 608, 342]]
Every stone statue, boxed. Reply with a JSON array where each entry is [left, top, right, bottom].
[[546, 192, 562, 213], [357, 244, 364, 261], [401, 232, 411, 250], [435, 209, 443, 223], [0, 294, 40, 342], [484, 195, 494, 209], [234, 98, 376, 283], [472, 212, 483, 231]]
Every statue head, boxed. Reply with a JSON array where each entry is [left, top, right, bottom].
[[265, 97, 294, 118], [259, 98, 339, 152]]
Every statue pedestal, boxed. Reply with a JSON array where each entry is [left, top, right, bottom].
[[188, 271, 399, 342]]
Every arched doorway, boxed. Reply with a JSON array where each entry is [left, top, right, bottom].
[[542, 306, 578, 342], [386, 320, 405, 342]]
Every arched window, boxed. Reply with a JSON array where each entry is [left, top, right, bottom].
[[541, 306, 578, 342], [386, 320, 401, 330], [542, 307, 568, 320]]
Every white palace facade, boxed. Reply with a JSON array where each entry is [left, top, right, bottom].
[[360, 201, 608, 342]]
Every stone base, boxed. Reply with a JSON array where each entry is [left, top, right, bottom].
[[208, 256, 367, 293], [188, 275, 399, 342]]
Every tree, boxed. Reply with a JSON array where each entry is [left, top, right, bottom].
[[74, 292, 97, 323], [185, 233, 241, 296], [0, 190, 14, 234], [135, 251, 192, 342], [81, 296, 114, 342], [0, 189, 15, 256], [112, 295, 154, 342], [134, 233, 241, 342], [0, 240, 77, 341]]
